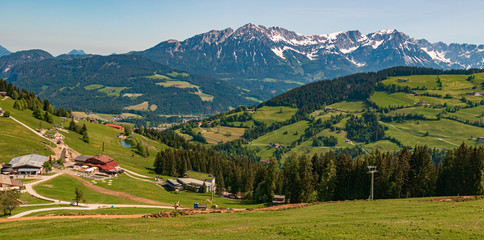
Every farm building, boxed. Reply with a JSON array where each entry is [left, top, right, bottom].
[[272, 195, 286, 205], [8, 154, 48, 175], [0, 91, 6, 96], [467, 91, 484, 96], [0, 175, 23, 190], [105, 124, 124, 131], [82, 154, 121, 174], [73, 155, 93, 165], [166, 179, 183, 191], [166, 171, 215, 192], [397, 78, 409, 82]]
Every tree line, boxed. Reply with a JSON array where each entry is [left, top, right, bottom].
[[153, 140, 483, 203]]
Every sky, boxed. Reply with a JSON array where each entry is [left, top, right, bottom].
[[1, 0, 483, 56]]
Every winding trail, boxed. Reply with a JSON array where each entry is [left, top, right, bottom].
[[9, 116, 52, 142], [6, 116, 179, 219]]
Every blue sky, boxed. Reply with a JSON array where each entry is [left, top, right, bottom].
[[1, 0, 483, 56]]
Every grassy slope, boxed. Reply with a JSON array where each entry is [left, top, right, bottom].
[[0, 117, 53, 163], [34, 174, 141, 204], [252, 106, 297, 125], [0, 98, 165, 176], [1, 198, 483, 239], [93, 174, 265, 209], [24, 207, 170, 217]]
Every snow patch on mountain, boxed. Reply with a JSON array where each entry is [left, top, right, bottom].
[[271, 47, 285, 59], [421, 48, 452, 64]]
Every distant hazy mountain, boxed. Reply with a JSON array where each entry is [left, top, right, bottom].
[[142, 24, 484, 84], [67, 49, 86, 55], [0, 45, 10, 57], [0, 49, 53, 77]]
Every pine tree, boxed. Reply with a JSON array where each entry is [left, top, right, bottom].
[[408, 145, 436, 197], [396, 147, 411, 198]]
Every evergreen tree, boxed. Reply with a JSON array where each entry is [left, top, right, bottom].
[[82, 131, 89, 143], [408, 145, 436, 197]]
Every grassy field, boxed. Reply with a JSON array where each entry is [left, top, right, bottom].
[[34, 174, 141, 204], [329, 100, 366, 113], [381, 119, 484, 148], [97, 86, 129, 97], [156, 80, 199, 89], [0, 117, 53, 163], [19, 192, 52, 205], [24, 207, 170, 217], [1, 198, 483, 239], [370, 92, 416, 108], [447, 105, 484, 122], [382, 73, 484, 100], [388, 107, 442, 119], [252, 106, 298, 125], [83, 84, 104, 90], [122, 93, 143, 99], [124, 101, 149, 110], [201, 126, 246, 144], [93, 174, 264, 209], [0, 204, 74, 219], [252, 121, 309, 146]]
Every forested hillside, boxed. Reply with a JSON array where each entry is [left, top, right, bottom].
[[169, 67, 484, 163], [3, 54, 255, 120]]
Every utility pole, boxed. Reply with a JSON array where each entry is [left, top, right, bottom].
[[367, 166, 378, 200]]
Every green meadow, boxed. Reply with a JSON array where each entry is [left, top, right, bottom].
[[1, 198, 483, 239]]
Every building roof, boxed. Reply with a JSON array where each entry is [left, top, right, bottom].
[[9, 154, 48, 169], [105, 124, 123, 129], [17, 167, 42, 173], [0, 175, 23, 187], [74, 155, 92, 162], [85, 161, 119, 171], [177, 177, 213, 187], [167, 179, 182, 186], [91, 154, 114, 164]]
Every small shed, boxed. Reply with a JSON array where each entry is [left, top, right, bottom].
[[272, 195, 286, 205]]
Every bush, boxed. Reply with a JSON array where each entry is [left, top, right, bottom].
[[3, 111, 10, 117]]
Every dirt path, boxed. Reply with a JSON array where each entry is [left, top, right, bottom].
[[0, 214, 146, 223], [68, 173, 170, 206]]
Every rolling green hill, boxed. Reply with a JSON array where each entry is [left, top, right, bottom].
[[3, 54, 256, 123], [176, 67, 484, 161]]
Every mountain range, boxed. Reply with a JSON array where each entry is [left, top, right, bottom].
[[0, 24, 483, 120], [0, 45, 10, 57], [143, 24, 484, 79]]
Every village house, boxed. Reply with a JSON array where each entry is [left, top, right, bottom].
[[397, 78, 409, 82], [0, 175, 23, 190], [0, 91, 7, 96], [7, 154, 48, 175], [467, 91, 484, 96], [78, 154, 121, 175], [417, 100, 428, 106], [73, 155, 93, 165], [166, 170, 215, 192], [105, 123, 124, 131]]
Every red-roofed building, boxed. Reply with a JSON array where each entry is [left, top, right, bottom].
[[105, 124, 124, 131], [84, 154, 121, 174]]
